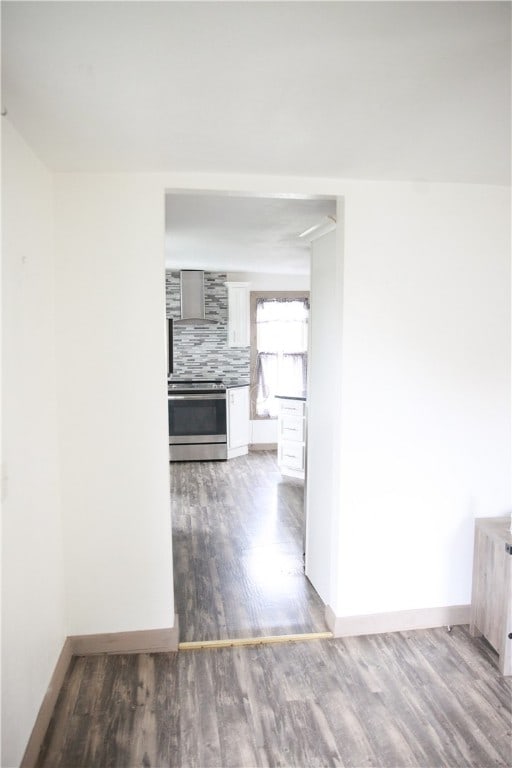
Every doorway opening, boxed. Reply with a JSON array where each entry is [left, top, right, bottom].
[[165, 190, 337, 643]]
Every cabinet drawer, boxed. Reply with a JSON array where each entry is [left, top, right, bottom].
[[280, 415, 304, 442], [279, 441, 304, 471], [279, 399, 304, 417]]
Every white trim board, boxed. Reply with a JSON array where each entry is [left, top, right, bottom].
[[325, 604, 470, 637]]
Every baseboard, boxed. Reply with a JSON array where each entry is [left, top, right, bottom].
[[70, 617, 180, 656], [325, 604, 471, 637], [249, 443, 277, 451], [227, 445, 249, 459], [20, 637, 74, 768]]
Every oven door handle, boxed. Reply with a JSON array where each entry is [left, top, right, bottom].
[[168, 393, 226, 400]]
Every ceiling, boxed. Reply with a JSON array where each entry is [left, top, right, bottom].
[[165, 193, 336, 273], [3, 2, 509, 275], [2, 1, 510, 184]]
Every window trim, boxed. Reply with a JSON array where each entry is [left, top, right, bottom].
[[249, 290, 310, 420]]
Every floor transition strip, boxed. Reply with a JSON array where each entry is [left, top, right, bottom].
[[178, 630, 333, 650]]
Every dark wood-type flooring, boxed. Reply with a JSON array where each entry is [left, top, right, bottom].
[[37, 626, 511, 767], [35, 453, 512, 767], [171, 451, 327, 641]]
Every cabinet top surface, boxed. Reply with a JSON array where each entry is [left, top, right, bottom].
[[224, 381, 250, 389], [474, 516, 512, 544]]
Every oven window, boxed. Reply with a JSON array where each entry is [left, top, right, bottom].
[[169, 398, 227, 437]]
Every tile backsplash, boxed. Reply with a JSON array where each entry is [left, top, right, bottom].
[[166, 270, 250, 382]]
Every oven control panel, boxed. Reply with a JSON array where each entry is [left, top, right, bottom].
[[168, 379, 226, 395]]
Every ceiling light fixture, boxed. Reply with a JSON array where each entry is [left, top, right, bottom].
[[298, 215, 337, 241]]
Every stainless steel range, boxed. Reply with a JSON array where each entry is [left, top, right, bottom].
[[168, 380, 227, 461]]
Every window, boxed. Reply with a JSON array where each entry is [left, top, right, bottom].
[[250, 293, 310, 419]]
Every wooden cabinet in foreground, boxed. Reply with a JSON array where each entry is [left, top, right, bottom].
[[470, 516, 511, 675]]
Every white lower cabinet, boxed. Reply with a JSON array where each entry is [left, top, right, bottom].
[[277, 397, 306, 479], [279, 440, 305, 472], [227, 386, 249, 459]]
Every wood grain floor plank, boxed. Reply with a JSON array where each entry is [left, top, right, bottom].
[[152, 652, 181, 768], [34, 453, 512, 768], [189, 651, 223, 768], [34, 655, 82, 768], [365, 639, 452, 767], [171, 451, 328, 642], [36, 627, 511, 768]]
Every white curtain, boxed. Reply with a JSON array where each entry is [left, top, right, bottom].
[[256, 298, 309, 418]]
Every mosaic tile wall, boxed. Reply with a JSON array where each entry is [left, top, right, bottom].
[[166, 271, 250, 383]]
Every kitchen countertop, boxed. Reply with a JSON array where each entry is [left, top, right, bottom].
[[224, 380, 250, 388], [167, 378, 249, 389], [275, 392, 307, 401]]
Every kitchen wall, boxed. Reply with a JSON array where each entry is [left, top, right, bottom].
[[166, 270, 250, 382], [165, 270, 309, 445], [2, 120, 66, 767], [227, 272, 310, 291], [227, 271, 311, 444], [166, 269, 310, 440]]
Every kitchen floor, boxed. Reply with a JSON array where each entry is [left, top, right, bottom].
[[170, 450, 328, 642]]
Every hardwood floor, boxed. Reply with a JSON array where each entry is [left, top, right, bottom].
[[34, 454, 512, 766], [171, 451, 328, 642], [36, 626, 511, 767]]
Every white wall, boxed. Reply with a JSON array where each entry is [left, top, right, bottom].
[[333, 182, 511, 617], [1, 121, 66, 767], [305, 229, 342, 603], [250, 419, 278, 445], [227, 271, 310, 291], [53, 172, 510, 628], [5, 163, 508, 761], [54, 175, 174, 634]]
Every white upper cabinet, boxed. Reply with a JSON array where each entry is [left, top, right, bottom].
[[225, 282, 250, 347]]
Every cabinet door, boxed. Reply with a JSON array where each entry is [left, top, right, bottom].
[[228, 387, 250, 449], [279, 399, 305, 418], [280, 414, 304, 442], [277, 398, 306, 479], [279, 440, 305, 471], [226, 283, 250, 347]]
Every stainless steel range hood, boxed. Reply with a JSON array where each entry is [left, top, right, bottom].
[[178, 270, 205, 321]]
